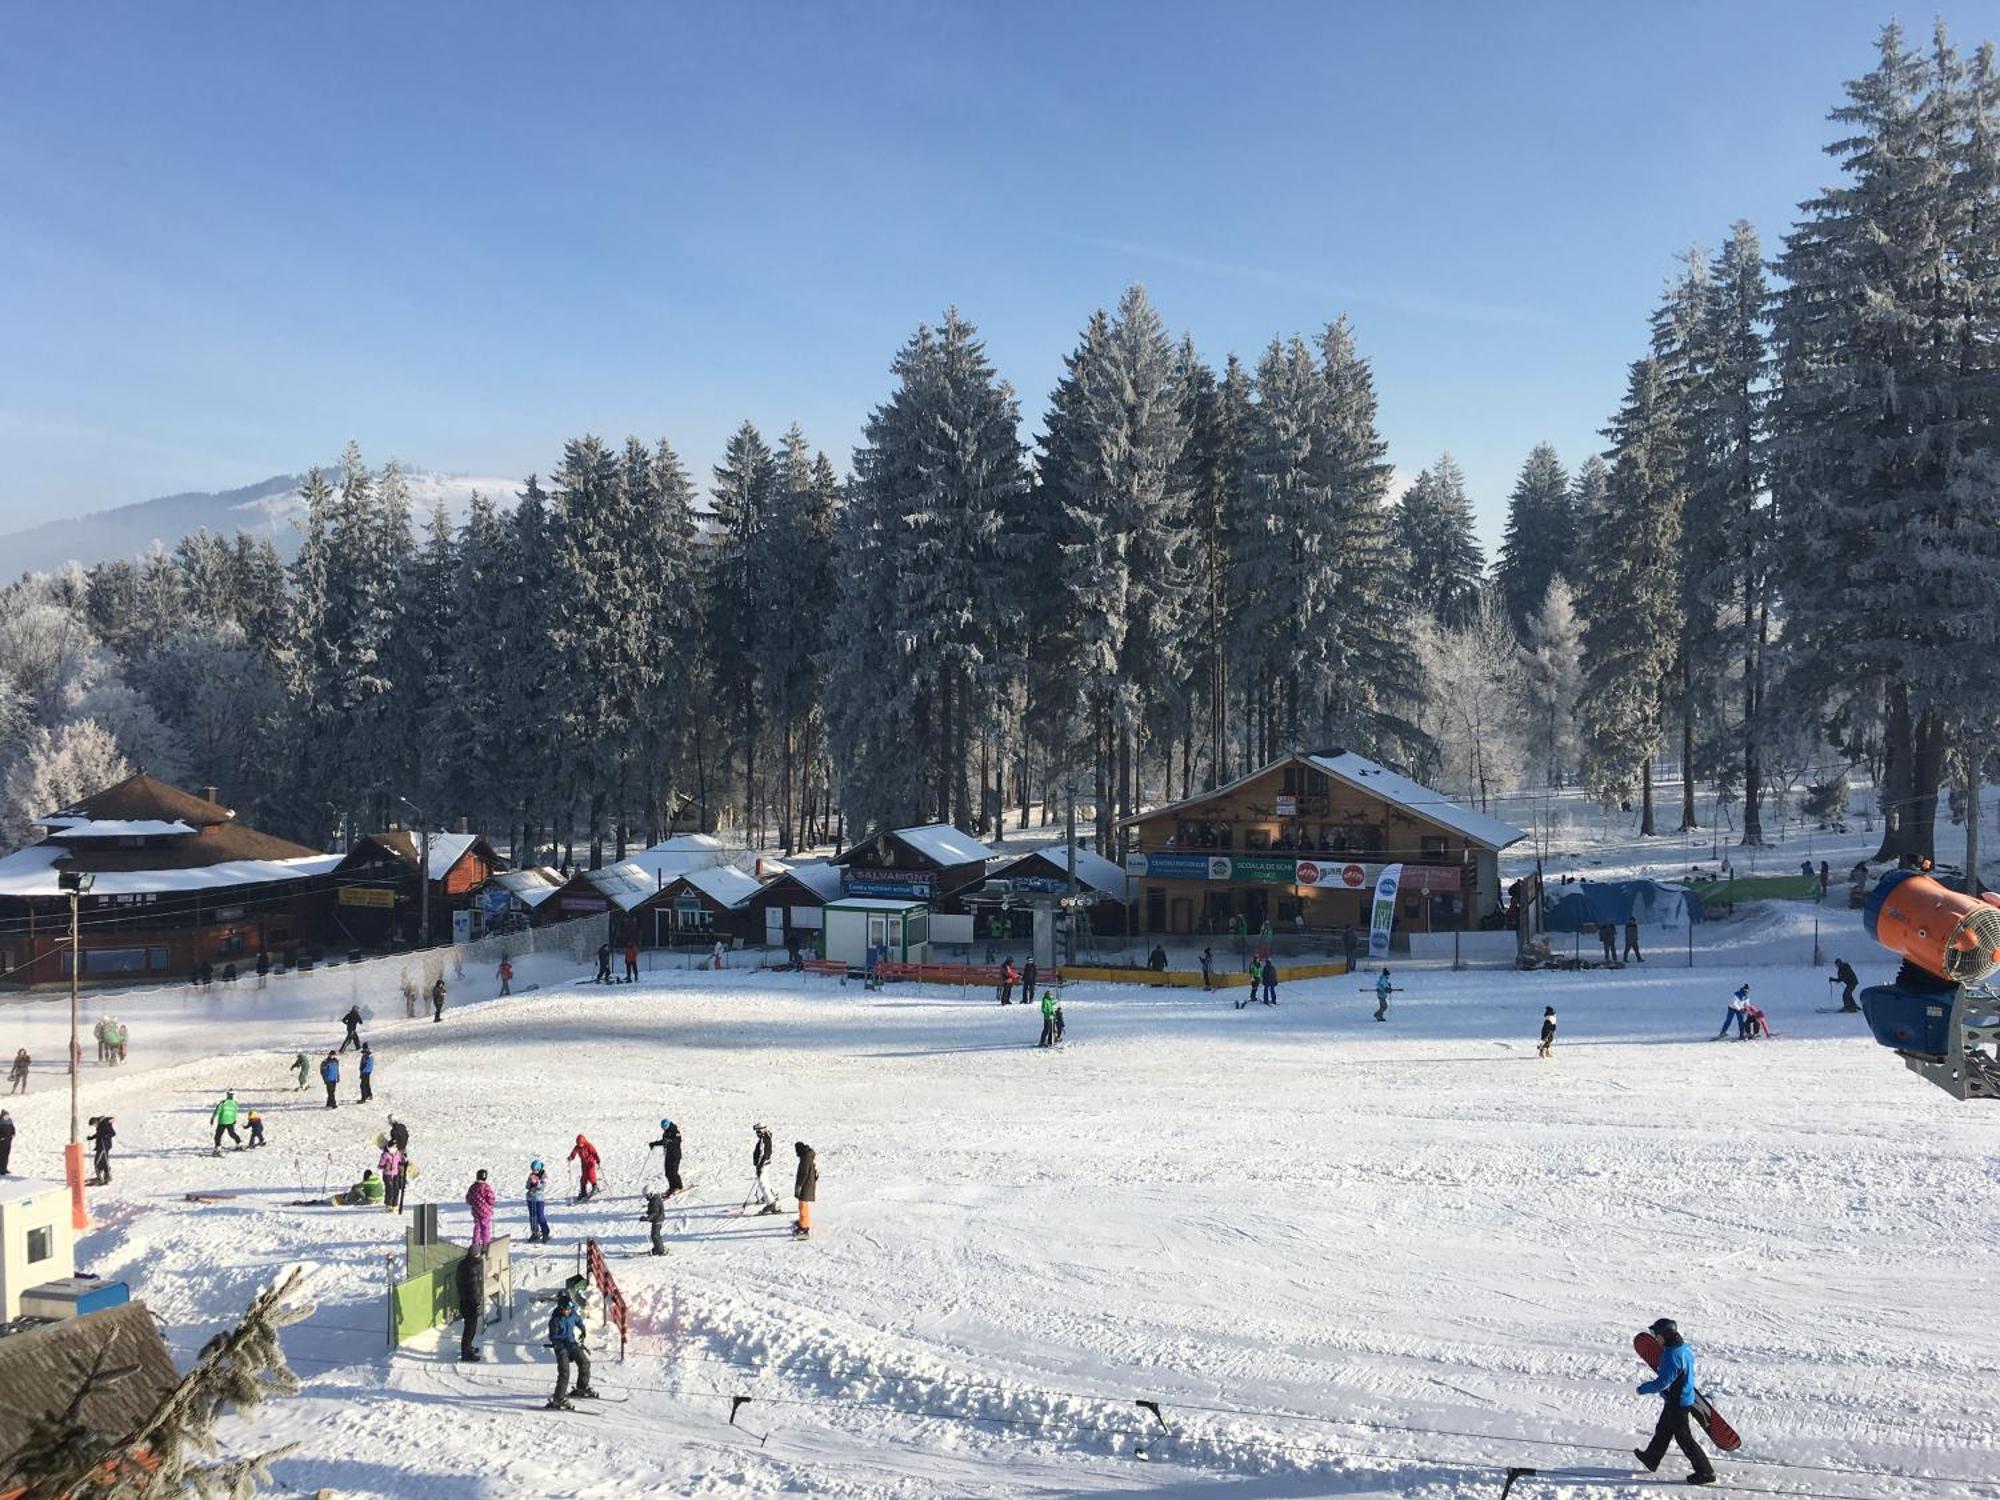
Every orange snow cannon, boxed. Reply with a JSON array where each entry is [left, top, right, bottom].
[[1862, 870, 2000, 985]]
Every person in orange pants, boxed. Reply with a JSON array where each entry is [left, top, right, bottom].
[[792, 1141, 817, 1240]]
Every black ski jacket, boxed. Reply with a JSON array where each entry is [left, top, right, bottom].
[[752, 1128, 772, 1171], [794, 1142, 817, 1202]]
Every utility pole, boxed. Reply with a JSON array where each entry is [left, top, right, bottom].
[[400, 797, 432, 948], [59, 871, 92, 1229]]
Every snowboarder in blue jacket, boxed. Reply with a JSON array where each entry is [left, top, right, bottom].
[[1634, 1317, 1716, 1484]]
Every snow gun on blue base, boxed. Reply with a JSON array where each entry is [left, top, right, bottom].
[[1859, 869, 2000, 1100]]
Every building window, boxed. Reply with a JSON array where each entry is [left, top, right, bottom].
[[905, 912, 930, 947], [64, 947, 167, 978], [1420, 836, 1447, 860], [27, 1226, 53, 1263]]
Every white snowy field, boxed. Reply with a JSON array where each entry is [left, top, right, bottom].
[[3, 945, 1996, 1499]]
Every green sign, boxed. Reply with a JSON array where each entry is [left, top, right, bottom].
[[1230, 856, 1300, 884]]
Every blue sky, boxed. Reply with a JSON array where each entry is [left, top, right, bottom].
[[0, 1, 1973, 550]]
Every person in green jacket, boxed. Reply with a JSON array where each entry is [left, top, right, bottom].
[[210, 1091, 243, 1155], [1037, 990, 1057, 1049], [336, 1170, 384, 1206], [291, 1052, 310, 1091]]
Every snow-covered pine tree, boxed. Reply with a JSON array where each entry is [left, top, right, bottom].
[[1177, 350, 1249, 791], [1519, 576, 1584, 789], [383, 499, 458, 824], [641, 438, 704, 846], [497, 475, 559, 863], [1394, 452, 1485, 630], [1771, 21, 2000, 864], [1577, 359, 1685, 834], [763, 425, 839, 852], [829, 309, 1028, 835], [1494, 443, 1575, 634], [708, 422, 778, 844]]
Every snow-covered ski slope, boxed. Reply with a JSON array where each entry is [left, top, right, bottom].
[[3, 948, 1994, 1498]]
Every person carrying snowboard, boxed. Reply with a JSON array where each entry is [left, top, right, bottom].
[[568, 1133, 602, 1200], [359, 1042, 376, 1102], [340, 1005, 364, 1052], [643, 1187, 668, 1255], [1717, 985, 1750, 1040], [545, 1290, 597, 1409], [430, 978, 447, 1022], [1633, 1317, 1717, 1485], [290, 1050, 310, 1091], [749, 1123, 780, 1214], [1037, 989, 1057, 1048], [466, 1168, 497, 1250], [649, 1119, 684, 1196], [793, 1140, 817, 1240], [1374, 968, 1394, 1022], [1538, 1006, 1558, 1059], [89, 1114, 116, 1184], [247, 1110, 266, 1148], [526, 1159, 551, 1241], [210, 1090, 243, 1153], [1829, 958, 1859, 1012], [320, 1051, 341, 1108]]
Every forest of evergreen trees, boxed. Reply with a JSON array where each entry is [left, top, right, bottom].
[[1, 20, 1996, 868]]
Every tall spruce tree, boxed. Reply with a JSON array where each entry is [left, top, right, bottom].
[[1772, 21, 2000, 864], [1395, 452, 1485, 630], [1495, 443, 1574, 633], [708, 422, 778, 843], [764, 425, 839, 852], [1577, 359, 1685, 834]]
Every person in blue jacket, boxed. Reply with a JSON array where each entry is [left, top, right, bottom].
[[1634, 1317, 1716, 1485], [319, 1050, 340, 1109], [358, 1042, 376, 1103], [544, 1290, 599, 1410]]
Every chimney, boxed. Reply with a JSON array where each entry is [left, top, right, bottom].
[[201, 785, 220, 805], [455, 816, 470, 834]]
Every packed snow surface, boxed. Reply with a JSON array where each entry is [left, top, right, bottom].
[[3, 944, 1996, 1497]]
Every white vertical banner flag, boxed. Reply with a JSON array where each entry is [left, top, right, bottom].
[[1368, 862, 1403, 961]]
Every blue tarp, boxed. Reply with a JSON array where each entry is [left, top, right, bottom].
[[1545, 879, 1704, 932]]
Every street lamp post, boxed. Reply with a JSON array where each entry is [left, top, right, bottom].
[[59, 870, 93, 1230], [399, 798, 432, 948]]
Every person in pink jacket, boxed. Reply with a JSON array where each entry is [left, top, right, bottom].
[[378, 1143, 406, 1213], [466, 1168, 497, 1250]]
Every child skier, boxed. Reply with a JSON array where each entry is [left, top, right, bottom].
[[247, 1110, 266, 1148], [290, 1051, 309, 1091], [568, 1133, 602, 1200], [643, 1188, 667, 1255], [466, 1169, 497, 1250], [430, 978, 447, 1022], [1374, 968, 1395, 1022], [545, 1291, 598, 1410], [748, 1123, 780, 1213], [649, 1119, 684, 1196], [497, 956, 513, 995], [525, 1160, 551, 1241], [1717, 986, 1750, 1040], [1538, 1006, 1557, 1059]]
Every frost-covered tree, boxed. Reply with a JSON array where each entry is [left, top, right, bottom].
[[1413, 591, 1524, 809], [1577, 359, 1685, 833], [1519, 576, 1585, 789], [1033, 285, 1192, 844], [1772, 20, 2000, 864], [1494, 443, 1575, 633], [1178, 350, 1250, 788], [763, 426, 839, 851], [829, 309, 1028, 834], [1395, 452, 1485, 630], [708, 422, 779, 842], [1, 720, 131, 848]]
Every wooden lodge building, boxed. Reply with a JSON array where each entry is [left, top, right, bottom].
[[326, 831, 507, 949], [1118, 750, 1526, 939], [831, 823, 992, 912], [0, 774, 339, 987]]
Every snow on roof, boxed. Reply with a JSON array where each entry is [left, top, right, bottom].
[[1305, 752, 1526, 850], [677, 864, 763, 909], [37, 818, 199, 838], [421, 833, 479, 883], [992, 842, 1130, 897], [827, 896, 930, 911], [579, 863, 662, 912], [622, 834, 741, 883], [772, 860, 844, 900], [0, 845, 339, 898], [647, 833, 727, 855], [489, 868, 564, 907], [891, 823, 992, 867]]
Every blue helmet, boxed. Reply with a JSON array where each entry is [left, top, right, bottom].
[[531, 1159, 545, 1172], [660, 1118, 672, 1131]]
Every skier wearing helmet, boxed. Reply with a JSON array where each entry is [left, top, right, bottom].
[[748, 1123, 780, 1214], [524, 1159, 551, 1241], [649, 1118, 684, 1197], [567, 1133, 601, 1200]]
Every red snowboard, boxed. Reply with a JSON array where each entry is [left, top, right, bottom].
[[1634, 1331, 1741, 1452]]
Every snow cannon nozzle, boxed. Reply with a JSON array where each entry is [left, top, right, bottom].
[[1863, 869, 2000, 985]]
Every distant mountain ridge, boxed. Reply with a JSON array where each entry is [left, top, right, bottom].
[[1, 469, 521, 577]]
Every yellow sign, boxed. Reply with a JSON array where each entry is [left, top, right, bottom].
[[338, 885, 397, 910]]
